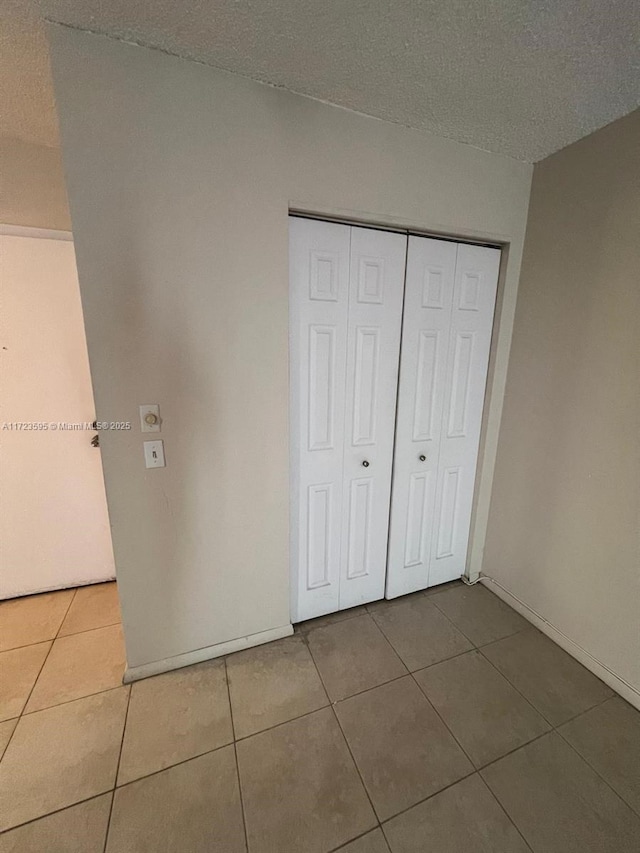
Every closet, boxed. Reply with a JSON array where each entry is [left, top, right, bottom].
[[290, 216, 500, 622]]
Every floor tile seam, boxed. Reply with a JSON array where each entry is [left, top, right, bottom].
[[360, 615, 417, 678], [7, 589, 79, 728], [223, 658, 250, 852], [0, 790, 112, 838], [371, 613, 476, 673], [468, 774, 536, 852], [553, 716, 640, 820], [327, 825, 385, 853], [0, 717, 18, 761], [376, 767, 479, 826], [479, 640, 618, 730], [233, 740, 250, 853], [418, 594, 483, 649], [19, 620, 125, 715], [1, 637, 62, 654], [376, 769, 537, 853], [57, 620, 123, 641], [427, 586, 532, 650], [224, 658, 238, 741], [13, 639, 57, 729], [300, 617, 409, 701], [476, 645, 557, 729], [114, 737, 236, 790], [476, 729, 555, 778], [478, 727, 640, 849], [232, 669, 416, 744], [410, 665, 558, 773], [407, 670, 477, 769], [233, 699, 334, 742], [404, 645, 479, 677], [303, 629, 382, 828], [474, 625, 531, 649], [21, 680, 129, 718], [103, 674, 132, 853], [329, 702, 382, 827], [552, 694, 616, 730], [53, 588, 79, 640]]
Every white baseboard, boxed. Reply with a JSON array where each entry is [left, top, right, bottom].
[[0, 224, 73, 241], [123, 623, 294, 683], [481, 576, 640, 712]]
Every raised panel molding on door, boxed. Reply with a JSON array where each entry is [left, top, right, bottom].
[[290, 219, 406, 621], [339, 227, 406, 609], [387, 237, 500, 597], [429, 242, 500, 585], [290, 218, 350, 621], [386, 237, 457, 598]]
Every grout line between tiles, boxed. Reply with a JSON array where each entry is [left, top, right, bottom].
[[54, 588, 79, 640], [0, 791, 114, 837], [472, 775, 536, 852], [0, 618, 123, 653], [408, 670, 477, 769], [9, 588, 79, 743], [57, 620, 123, 641], [407, 645, 480, 676], [233, 739, 250, 853], [554, 703, 640, 819], [476, 729, 552, 774], [234, 700, 333, 743], [327, 826, 388, 852], [102, 678, 132, 853], [225, 659, 250, 853], [330, 703, 382, 826], [428, 589, 529, 651], [476, 639, 616, 735], [476, 646, 557, 729], [108, 740, 232, 791], [550, 694, 614, 729], [377, 767, 478, 825], [304, 631, 382, 831], [20, 680, 129, 718], [416, 592, 482, 650]]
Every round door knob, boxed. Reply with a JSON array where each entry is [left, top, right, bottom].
[[362, 460, 370, 467], [419, 454, 426, 462]]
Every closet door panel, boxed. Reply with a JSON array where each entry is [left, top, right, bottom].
[[290, 218, 350, 621], [386, 237, 457, 598], [339, 227, 406, 609], [429, 243, 500, 584]]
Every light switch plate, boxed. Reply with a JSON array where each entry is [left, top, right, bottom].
[[140, 404, 161, 433], [144, 440, 165, 468]]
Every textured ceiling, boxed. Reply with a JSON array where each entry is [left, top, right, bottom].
[[3, 0, 640, 160], [0, 0, 59, 148]]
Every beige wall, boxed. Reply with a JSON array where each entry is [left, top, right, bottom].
[[48, 24, 532, 673], [0, 136, 71, 230], [483, 110, 640, 700]]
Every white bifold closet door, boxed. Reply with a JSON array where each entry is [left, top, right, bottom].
[[290, 217, 406, 622], [386, 236, 500, 597]]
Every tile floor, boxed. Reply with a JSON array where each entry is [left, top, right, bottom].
[[1, 580, 639, 852]]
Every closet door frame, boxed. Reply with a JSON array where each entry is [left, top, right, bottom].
[[289, 212, 507, 621]]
